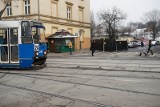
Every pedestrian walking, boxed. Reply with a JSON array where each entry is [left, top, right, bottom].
[[91, 40, 96, 56], [145, 40, 153, 56], [139, 39, 145, 56], [68, 40, 73, 55]]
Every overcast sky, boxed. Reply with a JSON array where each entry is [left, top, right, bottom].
[[90, 0, 160, 24]]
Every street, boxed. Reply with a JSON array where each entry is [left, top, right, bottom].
[[0, 48, 160, 107]]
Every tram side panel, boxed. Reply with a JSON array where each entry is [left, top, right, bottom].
[[19, 44, 34, 68]]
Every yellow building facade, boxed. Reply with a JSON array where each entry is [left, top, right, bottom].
[[0, 0, 91, 50]]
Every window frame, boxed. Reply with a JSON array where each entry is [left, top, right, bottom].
[[67, 6, 72, 20], [6, 2, 12, 16], [66, 2, 73, 20], [24, 0, 31, 15], [78, 6, 85, 22], [51, 1, 58, 17]]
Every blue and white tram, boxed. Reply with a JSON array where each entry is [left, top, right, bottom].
[[0, 20, 47, 68]]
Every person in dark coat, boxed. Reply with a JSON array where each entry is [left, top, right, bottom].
[[91, 40, 96, 56], [139, 39, 145, 56], [145, 40, 153, 56]]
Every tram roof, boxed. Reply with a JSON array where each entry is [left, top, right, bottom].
[[0, 20, 21, 28], [0, 20, 43, 28]]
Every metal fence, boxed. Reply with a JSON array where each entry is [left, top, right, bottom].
[[94, 39, 128, 51]]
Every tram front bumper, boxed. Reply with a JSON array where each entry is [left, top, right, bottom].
[[33, 56, 47, 65]]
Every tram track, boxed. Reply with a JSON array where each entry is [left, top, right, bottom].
[[0, 73, 7, 79], [39, 71, 160, 80], [1, 65, 160, 74], [46, 64, 160, 74], [0, 71, 160, 96], [0, 83, 114, 107], [22, 75, 160, 97], [0, 70, 160, 80]]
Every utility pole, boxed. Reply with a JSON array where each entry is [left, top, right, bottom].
[[103, 38, 106, 52], [38, 0, 40, 20], [114, 12, 117, 51]]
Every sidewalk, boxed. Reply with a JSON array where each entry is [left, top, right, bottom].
[[47, 50, 91, 57], [47, 50, 160, 58]]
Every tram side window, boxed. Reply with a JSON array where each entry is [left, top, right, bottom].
[[21, 22, 32, 44], [0, 29, 7, 44], [31, 27, 39, 44], [10, 28, 18, 44], [31, 26, 46, 44]]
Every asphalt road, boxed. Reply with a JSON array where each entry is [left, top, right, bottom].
[[0, 49, 160, 107]]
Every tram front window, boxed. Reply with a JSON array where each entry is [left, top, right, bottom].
[[21, 21, 32, 44], [31, 26, 45, 44]]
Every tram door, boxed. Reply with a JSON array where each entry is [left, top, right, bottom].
[[0, 28, 19, 63]]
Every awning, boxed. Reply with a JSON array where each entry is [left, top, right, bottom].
[[48, 29, 78, 39]]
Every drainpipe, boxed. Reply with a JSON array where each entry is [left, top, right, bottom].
[[38, 0, 40, 20]]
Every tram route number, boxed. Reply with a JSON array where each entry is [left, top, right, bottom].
[[34, 44, 39, 51]]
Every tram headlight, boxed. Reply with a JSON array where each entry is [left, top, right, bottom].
[[36, 52, 39, 56], [34, 51, 39, 56], [44, 51, 47, 55]]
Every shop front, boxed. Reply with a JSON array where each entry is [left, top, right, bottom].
[[48, 29, 77, 53]]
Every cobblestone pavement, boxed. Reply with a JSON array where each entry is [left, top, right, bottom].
[[0, 48, 160, 107]]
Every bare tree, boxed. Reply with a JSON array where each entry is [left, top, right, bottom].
[[119, 26, 131, 36], [94, 24, 104, 36], [128, 22, 146, 31], [143, 9, 160, 39], [158, 19, 160, 33], [91, 11, 96, 39], [98, 7, 127, 40], [91, 11, 104, 38]]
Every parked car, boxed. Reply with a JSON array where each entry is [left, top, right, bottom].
[[137, 41, 141, 46], [151, 40, 159, 46], [128, 41, 139, 48]]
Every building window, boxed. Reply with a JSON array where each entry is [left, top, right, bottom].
[[79, 9, 83, 22], [66, 2, 73, 20], [79, 6, 84, 22], [6, 2, 12, 16], [51, 2, 58, 17], [67, 6, 72, 19], [24, 0, 30, 15]]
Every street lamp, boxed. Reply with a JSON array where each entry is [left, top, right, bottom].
[[103, 38, 106, 52]]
